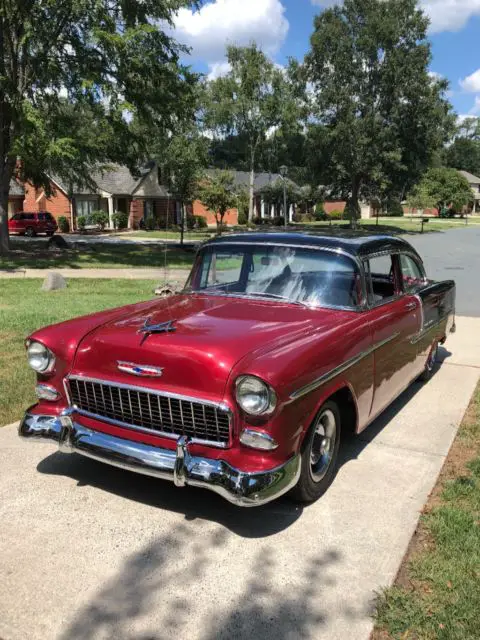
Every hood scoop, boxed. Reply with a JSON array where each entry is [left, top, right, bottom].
[[138, 318, 176, 345]]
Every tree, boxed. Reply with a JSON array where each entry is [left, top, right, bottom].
[[444, 137, 480, 177], [0, 0, 197, 254], [304, 0, 454, 227], [158, 128, 208, 244], [197, 170, 238, 235], [408, 168, 472, 212], [204, 44, 296, 221]]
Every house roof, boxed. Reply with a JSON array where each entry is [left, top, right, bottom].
[[459, 170, 480, 185], [51, 162, 167, 197], [206, 170, 296, 193], [9, 179, 24, 197]]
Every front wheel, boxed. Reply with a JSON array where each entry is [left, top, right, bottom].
[[25, 226, 36, 237], [419, 341, 439, 382], [290, 400, 341, 504]]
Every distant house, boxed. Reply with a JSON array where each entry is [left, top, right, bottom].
[[8, 179, 25, 215], [15, 162, 180, 230], [458, 170, 480, 213]]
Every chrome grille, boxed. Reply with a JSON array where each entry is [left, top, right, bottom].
[[68, 377, 231, 446]]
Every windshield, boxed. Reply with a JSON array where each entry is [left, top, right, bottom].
[[185, 244, 362, 309]]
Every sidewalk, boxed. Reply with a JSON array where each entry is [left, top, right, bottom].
[[0, 267, 189, 282]]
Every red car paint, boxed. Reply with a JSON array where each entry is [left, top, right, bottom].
[[8, 211, 58, 236], [28, 234, 456, 475]]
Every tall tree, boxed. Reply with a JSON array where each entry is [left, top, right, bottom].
[[204, 44, 296, 221], [408, 167, 473, 212], [197, 170, 237, 235], [0, 0, 198, 254], [304, 0, 454, 226]]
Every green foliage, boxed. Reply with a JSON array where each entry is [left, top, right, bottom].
[[204, 44, 299, 219], [314, 203, 328, 221], [305, 0, 455, 227], [444, 137, 480, 177], [328, 210, 344, 221], [0, 0, 199, 252], [77, 216, 87, 232], [57, 216, 70, 233], [385, 199, 405, 217], [144, 215, 156, 231], [89, 210, 109, 230], [408, 168, 473, 211], [195, 215, 208, 229], [197, 171, 238, 235], [112, 211, 129, 230], [237, 211, 248, 226], [252, 216, 285, 227]]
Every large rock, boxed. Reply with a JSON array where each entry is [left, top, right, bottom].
[[41, 272, 67, 291]]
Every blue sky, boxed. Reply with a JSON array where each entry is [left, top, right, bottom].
[[173, 0, 480, 119]]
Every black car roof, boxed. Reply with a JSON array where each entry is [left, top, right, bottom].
[[205, 232, 421, 260]]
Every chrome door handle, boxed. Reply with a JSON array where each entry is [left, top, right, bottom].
[[405, 301, 418, 310]]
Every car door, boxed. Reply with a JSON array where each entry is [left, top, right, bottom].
[[365, 252, 422, 418]]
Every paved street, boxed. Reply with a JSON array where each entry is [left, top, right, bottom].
[[407, 226, 480, 316], [1, 317, 479, 640]]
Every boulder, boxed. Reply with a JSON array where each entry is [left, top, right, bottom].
[[41, 272, 67, 291]]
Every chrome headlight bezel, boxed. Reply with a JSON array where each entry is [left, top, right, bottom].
[[26, 340, 56, 374], [235, 375, 277, 417]]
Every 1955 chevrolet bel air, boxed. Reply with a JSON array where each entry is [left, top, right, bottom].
[[19, 233, 456, 507]]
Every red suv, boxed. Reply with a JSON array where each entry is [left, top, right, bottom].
[[8, 212, 58, 237]]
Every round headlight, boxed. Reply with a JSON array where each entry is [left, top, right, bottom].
[[27, 341, 55, 373], [235, 375, 277, 416]]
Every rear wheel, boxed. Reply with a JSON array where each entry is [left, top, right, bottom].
[[46, 231, 55, 237], [290, 400, 341, 504], [25, 226, 36, 237], [419, 341, 439, 382]]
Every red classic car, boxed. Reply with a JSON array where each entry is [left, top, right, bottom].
[[19, 233, 456, 506]]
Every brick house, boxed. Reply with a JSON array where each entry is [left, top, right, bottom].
[[7, 179, 25, 215], [13, 162, 179, 230]]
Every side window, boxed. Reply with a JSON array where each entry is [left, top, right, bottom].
[[365, 254, 397, 304], [38, 213, 45, 221], [24, 213, 35, 220], [200, 252, 244, 289], [11, 213, 21, 221], [400, 254, 425, 293]]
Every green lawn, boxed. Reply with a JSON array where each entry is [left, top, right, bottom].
[[0, 242, 196, 270], [127, 229, 214, 241], [374, 384, 480, 640], [296, 217, 480, 234], [0, 279, 158, 426]]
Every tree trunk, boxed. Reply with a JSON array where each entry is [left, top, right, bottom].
[[180, 202, 186, 246], [346, 178, 361, 230], [248, 167, 255, 222], [0, 164, 12, 255], [216, 213, 223, 236]]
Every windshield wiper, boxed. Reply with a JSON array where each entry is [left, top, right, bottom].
[[245, 292, 308, 307]]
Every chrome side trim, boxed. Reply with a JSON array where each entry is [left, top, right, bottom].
[[289, 333, 400, 402], [65, 375, 233, 449], [410, 315, 450, 345], [18, 412, 301, 507]]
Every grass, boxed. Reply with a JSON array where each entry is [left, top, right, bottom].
[[0, 242, 196, 270], [0, 279, 157, 426], [374, 383, 480, 640], [296, 217, 480, 234], [128, 229, 214, 241]]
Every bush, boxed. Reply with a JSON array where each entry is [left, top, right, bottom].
[[89, 210, 109, 230], [77, 215, 87, 232], [112, 211, 129, 230], [385, 200, 404, 217], [328, 209, 344, 221], [272, 216, 285, 226], [185, 213, 196, 230], [314, 203, 329, 221], [237, 210, 248, 225], [57, 216, 70, 233], [144, 214, 156, 231], [195, 215, 208, 229]]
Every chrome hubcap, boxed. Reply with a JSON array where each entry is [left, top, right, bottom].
[[426, 343, 438, 372], [310, 409, 337, 482]]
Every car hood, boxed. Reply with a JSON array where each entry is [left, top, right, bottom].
[[71, 294, 332, 400]]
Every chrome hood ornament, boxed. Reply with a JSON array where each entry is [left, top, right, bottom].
[[117, 362, 164, 377], [138, 318, 176, 345]]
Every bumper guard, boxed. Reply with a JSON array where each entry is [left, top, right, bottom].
[[18, 409, 301, 507]]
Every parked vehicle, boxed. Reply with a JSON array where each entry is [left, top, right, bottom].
[[8, 211, 58, 237], [19, 233, 456, 506]]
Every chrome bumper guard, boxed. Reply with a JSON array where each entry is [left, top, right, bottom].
[[18, 410, 301, 507]]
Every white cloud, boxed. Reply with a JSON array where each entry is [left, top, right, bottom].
[[460, 68, 480, 93], [469, 96, 480, 114], [311, 0, 480, 33], [428, 71, 442, 80], [207, 61, 232, 80], [174, 0, 289, 64]]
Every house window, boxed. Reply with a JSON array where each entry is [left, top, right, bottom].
[[76, 199, 98, 218]]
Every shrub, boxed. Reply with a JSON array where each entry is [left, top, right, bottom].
[[57, 216, 70, 233], [328, 209, 344, 221], [237, 210, 248, 225], [144, 214, 156, 231], [314, 203, 328, 221], [195, 215, 208, 229], [77, 215, 87, 232], [89, 210, 109, 230], [385, 199, 404, 217], [185, 213, 196, 230], [272, 216, 285, 226], [112, 211, 129, 230]]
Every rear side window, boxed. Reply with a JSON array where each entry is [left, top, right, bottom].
[[400, 254, 425, 292], [38, 213, 45, 221], [365, 254, 397, 304], [11, 213, 21, 221], [23, 213, 35, 220]]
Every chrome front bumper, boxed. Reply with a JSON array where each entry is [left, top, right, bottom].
[[18, 410, 301, 507]]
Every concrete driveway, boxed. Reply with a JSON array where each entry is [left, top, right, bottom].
[[1, 316, 479, 640]]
